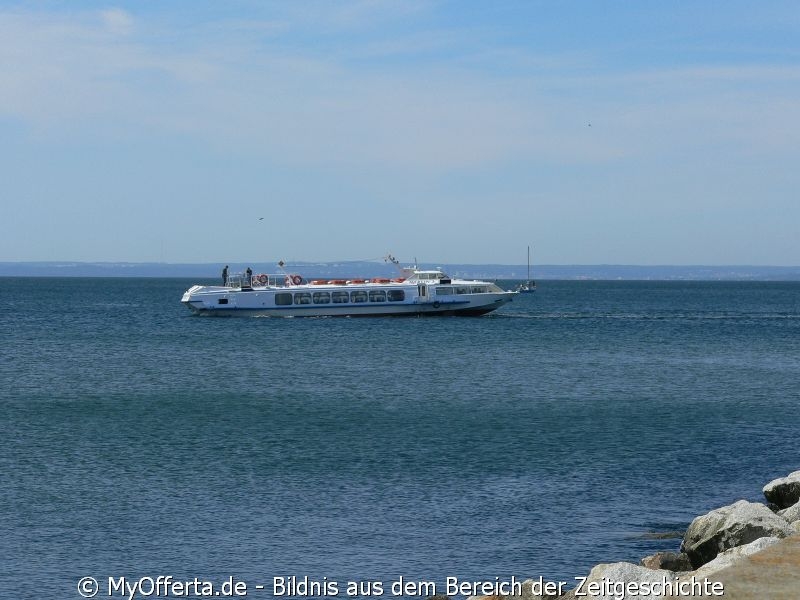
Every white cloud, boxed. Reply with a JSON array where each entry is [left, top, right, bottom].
[[1, 5, 799, 173], [100, 7, 134, 36], [0, 8, 628, 169], [278, 0, 432, 32]]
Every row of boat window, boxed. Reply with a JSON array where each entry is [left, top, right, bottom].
[[275, 290, 406, 305], [436, 286, 489, 295]]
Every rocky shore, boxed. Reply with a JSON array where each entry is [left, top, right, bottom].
[[472, 470, 800, 599]]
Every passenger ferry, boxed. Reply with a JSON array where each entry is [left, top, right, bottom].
[[181, 257, 516, 317]]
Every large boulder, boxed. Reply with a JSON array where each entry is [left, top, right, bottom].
[[681, 500, 792, 568], [560, 563, 674, 599], [640, 551, 692, 572], [778, 499, 800, 524], [763, 470, 800, 509], [693, 536, 781, 579]]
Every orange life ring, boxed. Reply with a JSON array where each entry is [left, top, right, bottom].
[[311, 280, 327, 285], [291, 275, 303, 285], [349, 279, 365, 284], [328, 280, 346, 285], [372, 278, 390, 284], [257, 274, 268, 285]]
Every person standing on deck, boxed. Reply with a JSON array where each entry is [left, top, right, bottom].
[[246, 267, 253, 286], [222, 265, 228, 286]]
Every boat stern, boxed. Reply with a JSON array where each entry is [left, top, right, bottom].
[[181, 285, 216, 313]]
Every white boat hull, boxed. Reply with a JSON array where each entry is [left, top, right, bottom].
[[181, 281, 515, 318]]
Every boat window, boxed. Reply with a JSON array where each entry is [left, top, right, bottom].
[[387, 290, 405, 302], [331, 291, 349, 303], [471, 286, 487, 293], [351, 291, 368, 303], [456, 286, 470, 294], [368, 290, 386, 302], [312, 292, 331, 304], [436, 287, 453, 296], [217, 298, 229, 305], [275, 293, 292, 306], [294, 292, 312, 305]]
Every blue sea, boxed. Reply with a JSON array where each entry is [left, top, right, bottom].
[[2, 278, 799, 599]]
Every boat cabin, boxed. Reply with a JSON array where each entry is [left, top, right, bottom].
[[405, 270, 451, 284]]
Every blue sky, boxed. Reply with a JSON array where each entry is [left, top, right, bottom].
[[2, 1, 799, 265]]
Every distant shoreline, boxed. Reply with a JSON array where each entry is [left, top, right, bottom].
[[2, 262, 800, 281]]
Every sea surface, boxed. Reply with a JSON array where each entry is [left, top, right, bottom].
[[2, 278, 799, 599]]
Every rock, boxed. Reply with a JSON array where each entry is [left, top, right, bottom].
[[763, 470, 800, 509], [563, 562, 674, 599], [640, 551, 692, 572], [778, 499, 800, 524], [504, 578, 564, 600], [693, 536, 781, 578], [792, 521, 800, 535], [681, 499, 793, 568]]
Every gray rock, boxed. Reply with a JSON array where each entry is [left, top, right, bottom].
[[778, 499, 800, 524], [693, 536, 780, 578], [640, 551, 692, 572], [763, 470, 800, 509], [681, 499, 792, 568], [792, 521, 800, 535], [567, 562, 675, 599], [504, 578, 565, 600]]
